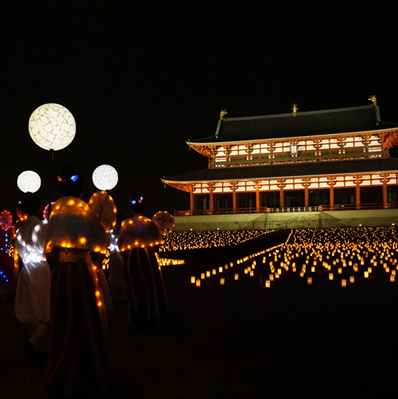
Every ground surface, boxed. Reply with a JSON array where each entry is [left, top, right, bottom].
[[1, 230, 397, 398]]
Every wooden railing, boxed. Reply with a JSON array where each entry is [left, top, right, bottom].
[[174, 202, 398, 216], [209, 151, 389, 169]]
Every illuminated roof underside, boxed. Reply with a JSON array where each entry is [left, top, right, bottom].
[[163, 158, 398, 191]]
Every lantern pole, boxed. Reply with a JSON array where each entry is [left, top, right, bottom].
[[49, 149, 54, 215]]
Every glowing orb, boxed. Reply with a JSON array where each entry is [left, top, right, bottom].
[[28, 103, 76, 151], [92, 164, 118, 190], [17, 170, 41, 193]]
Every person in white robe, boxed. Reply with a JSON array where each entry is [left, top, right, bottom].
[[14, 192, 51, 357]]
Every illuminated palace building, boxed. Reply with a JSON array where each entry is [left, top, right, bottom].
[[163, 98, 398, 230]]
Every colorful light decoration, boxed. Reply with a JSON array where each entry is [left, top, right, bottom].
[[0, 211, 13, 231], [17, 170, 41, 193], [92, 164, 118, 191], [28, 103, 76, 151], [43, 202, 57, 220]]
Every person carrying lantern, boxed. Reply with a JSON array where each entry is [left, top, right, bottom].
[[13, 192, 51, 360], [44, 166, 116, 396], [118, 193, 168, 328]]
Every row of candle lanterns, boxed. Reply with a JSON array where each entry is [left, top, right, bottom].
[[160, 229, 276, 252], [191, 262, 236, 286], [263, 227, 398, 287], [158, 258, 185, 266], [190, 241, 288, 286], [190, 227, 398, 288]]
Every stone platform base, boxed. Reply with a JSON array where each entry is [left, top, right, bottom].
[[174, 209, 398, 231]]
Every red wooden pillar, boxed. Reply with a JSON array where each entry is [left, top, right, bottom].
[[355, 178, 361, 209], [330, 184, 334, 210], [255, 184, 260, 213], [304, 180, 309, 208], [279, 180, 285, 209], [190, 186, 194, 213], [383, 175, 388, 208], [209, 184, 214, 214], [232, 183, 237, 214], [328, 177, 335, 210]]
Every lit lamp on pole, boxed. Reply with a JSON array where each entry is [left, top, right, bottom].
[[28, 103, 76, 214], [92, 164, 118, 191], [17, 170, 41, 193]]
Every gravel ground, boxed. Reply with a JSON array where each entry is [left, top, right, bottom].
[[1, 230, 397, 399]]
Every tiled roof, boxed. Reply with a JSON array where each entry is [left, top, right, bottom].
[[189, 105, 397, 144], [163, 158, 398, 182]]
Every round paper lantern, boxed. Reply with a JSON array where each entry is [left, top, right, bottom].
[[92, 164, 118, 191], [17, 170, 41, 193], [152, 211, 175, 235], [28, 103, 76, 151], [88, 191, 117, 233], [0, 210, 12, 231]]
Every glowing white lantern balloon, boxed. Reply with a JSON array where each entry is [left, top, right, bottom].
[[92, 164, 118, 191], [17, 170, 41, 193], [28, 103, 76, 151]]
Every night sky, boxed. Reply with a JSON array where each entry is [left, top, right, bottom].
[[1, 2, 398, 220]]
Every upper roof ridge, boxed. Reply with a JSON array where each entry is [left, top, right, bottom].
[[188, 103, 390, 144], [223, 104, 375, 122]]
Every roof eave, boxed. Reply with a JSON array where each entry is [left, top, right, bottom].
[[188, 127, 398, 147]]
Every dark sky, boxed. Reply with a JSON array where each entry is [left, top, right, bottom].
[[1, 2, 398, 219]]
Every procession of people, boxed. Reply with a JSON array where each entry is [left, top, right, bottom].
[[0, 166, 173, 397]]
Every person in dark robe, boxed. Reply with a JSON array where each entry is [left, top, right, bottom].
[[118, 193, 168, 328], [44, 166, 116, 396]]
